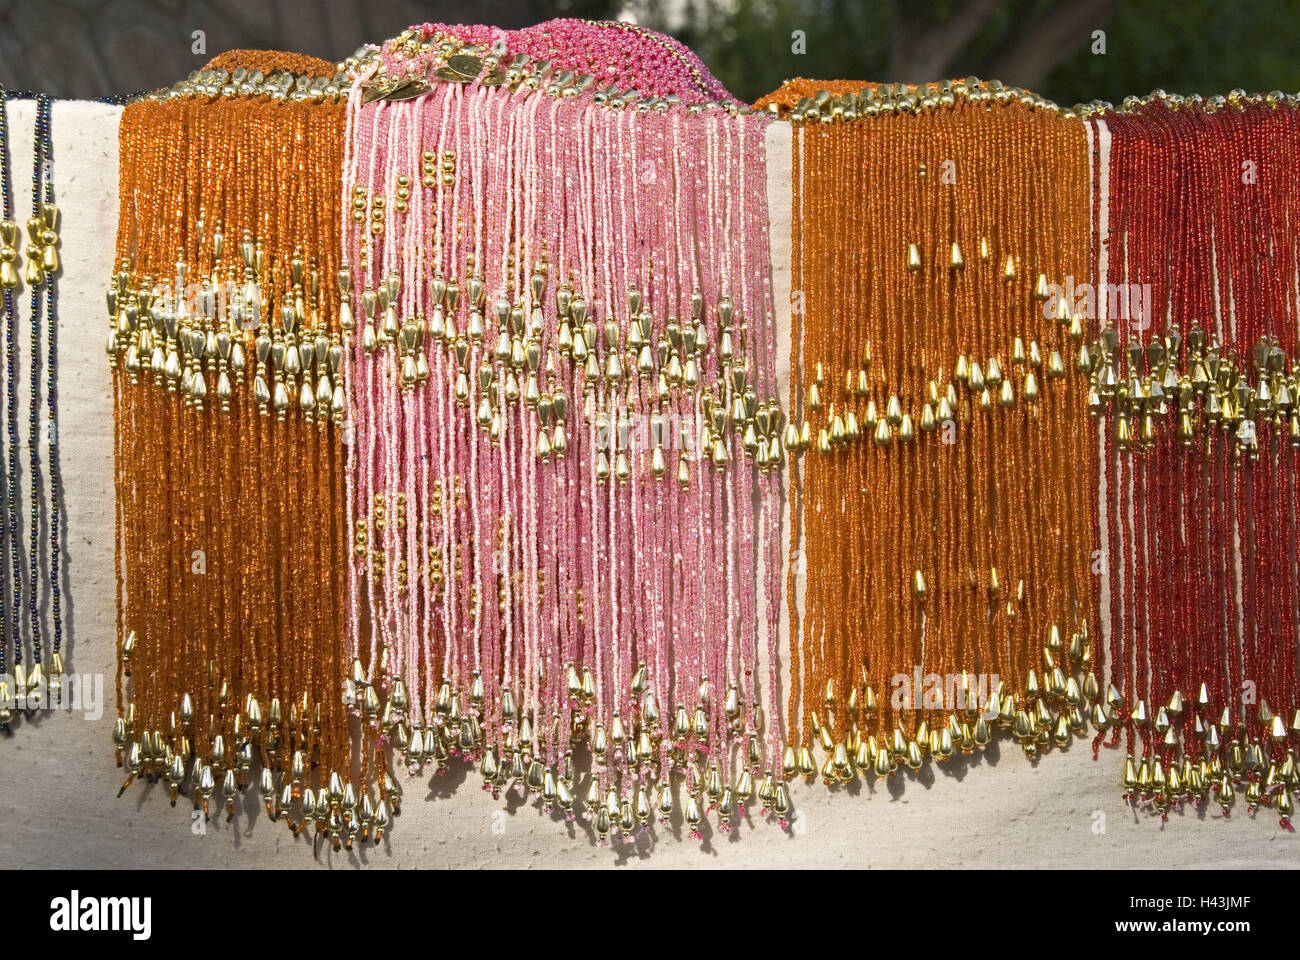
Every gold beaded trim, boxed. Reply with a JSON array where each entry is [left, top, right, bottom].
[[775, 78, 1077, 124], [353, 261, 786, 481], [148, 67, 351, 103], [1073, 86, 1300, 117], [107, 241, 345, 424], [352, 30, 752, 115]]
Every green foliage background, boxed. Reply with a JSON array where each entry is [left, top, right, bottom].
[[550, 0, 1300, 107]]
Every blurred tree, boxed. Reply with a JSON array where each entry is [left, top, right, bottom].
[[2, 0, 1299, 107], [1045, 0, 1300, 105], [0, 0, 618, 100], [632, 0, 1300, 107]]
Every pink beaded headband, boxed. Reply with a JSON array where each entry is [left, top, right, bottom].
[[369, 17, 738, 105]]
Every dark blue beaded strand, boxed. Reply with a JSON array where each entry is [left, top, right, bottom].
[[37, 94, 63, 665], [25, 97, 43, 666], [0, 87, 13, 689], [26, 96, 47, 668]]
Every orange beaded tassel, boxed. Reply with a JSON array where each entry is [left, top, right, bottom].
[[107, 53, 380, 843], [765, 78, 1103, 786]]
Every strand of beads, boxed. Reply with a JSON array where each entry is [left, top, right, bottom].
[[24, 95, 49, 700], [1082, 90, 1300, 828], [0, 87, 16, 727], [773, 77, 1103, 797], [342, 25, 785, 845], [38, 97, 65, 701], [108, 54, 369, 848]]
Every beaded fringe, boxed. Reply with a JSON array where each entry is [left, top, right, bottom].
[[1086, 93, 1300, 827], [771, 77, 1107, 797], [107, 55, 371, 844], [340, 26, 788, 844], [98, 29, 1300, 850]]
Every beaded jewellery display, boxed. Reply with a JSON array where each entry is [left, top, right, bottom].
[[0, 89, 66, 729], [107, 52, 359, 831], [340, 21, 787, 844], [93, 22, 1300, 849], [1081, 90, 1300, 827], [760, 78, 1103, 787]]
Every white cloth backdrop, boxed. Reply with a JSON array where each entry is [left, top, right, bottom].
[[0, 101, 1287, 869]]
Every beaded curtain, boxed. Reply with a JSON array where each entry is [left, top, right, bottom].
[[107, 52, 361, 831], [340, 21, 788, 843], [762, 78, 1102, 786], [1086, 92, 1300, 827]]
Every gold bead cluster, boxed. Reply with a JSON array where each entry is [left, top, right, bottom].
[[0, 204, 60, 291], [776, 77, 1075, 124], [1088, 326, 1300, 458]]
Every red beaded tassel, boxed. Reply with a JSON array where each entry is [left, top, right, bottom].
[[1088, 90, 1300, 828]]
